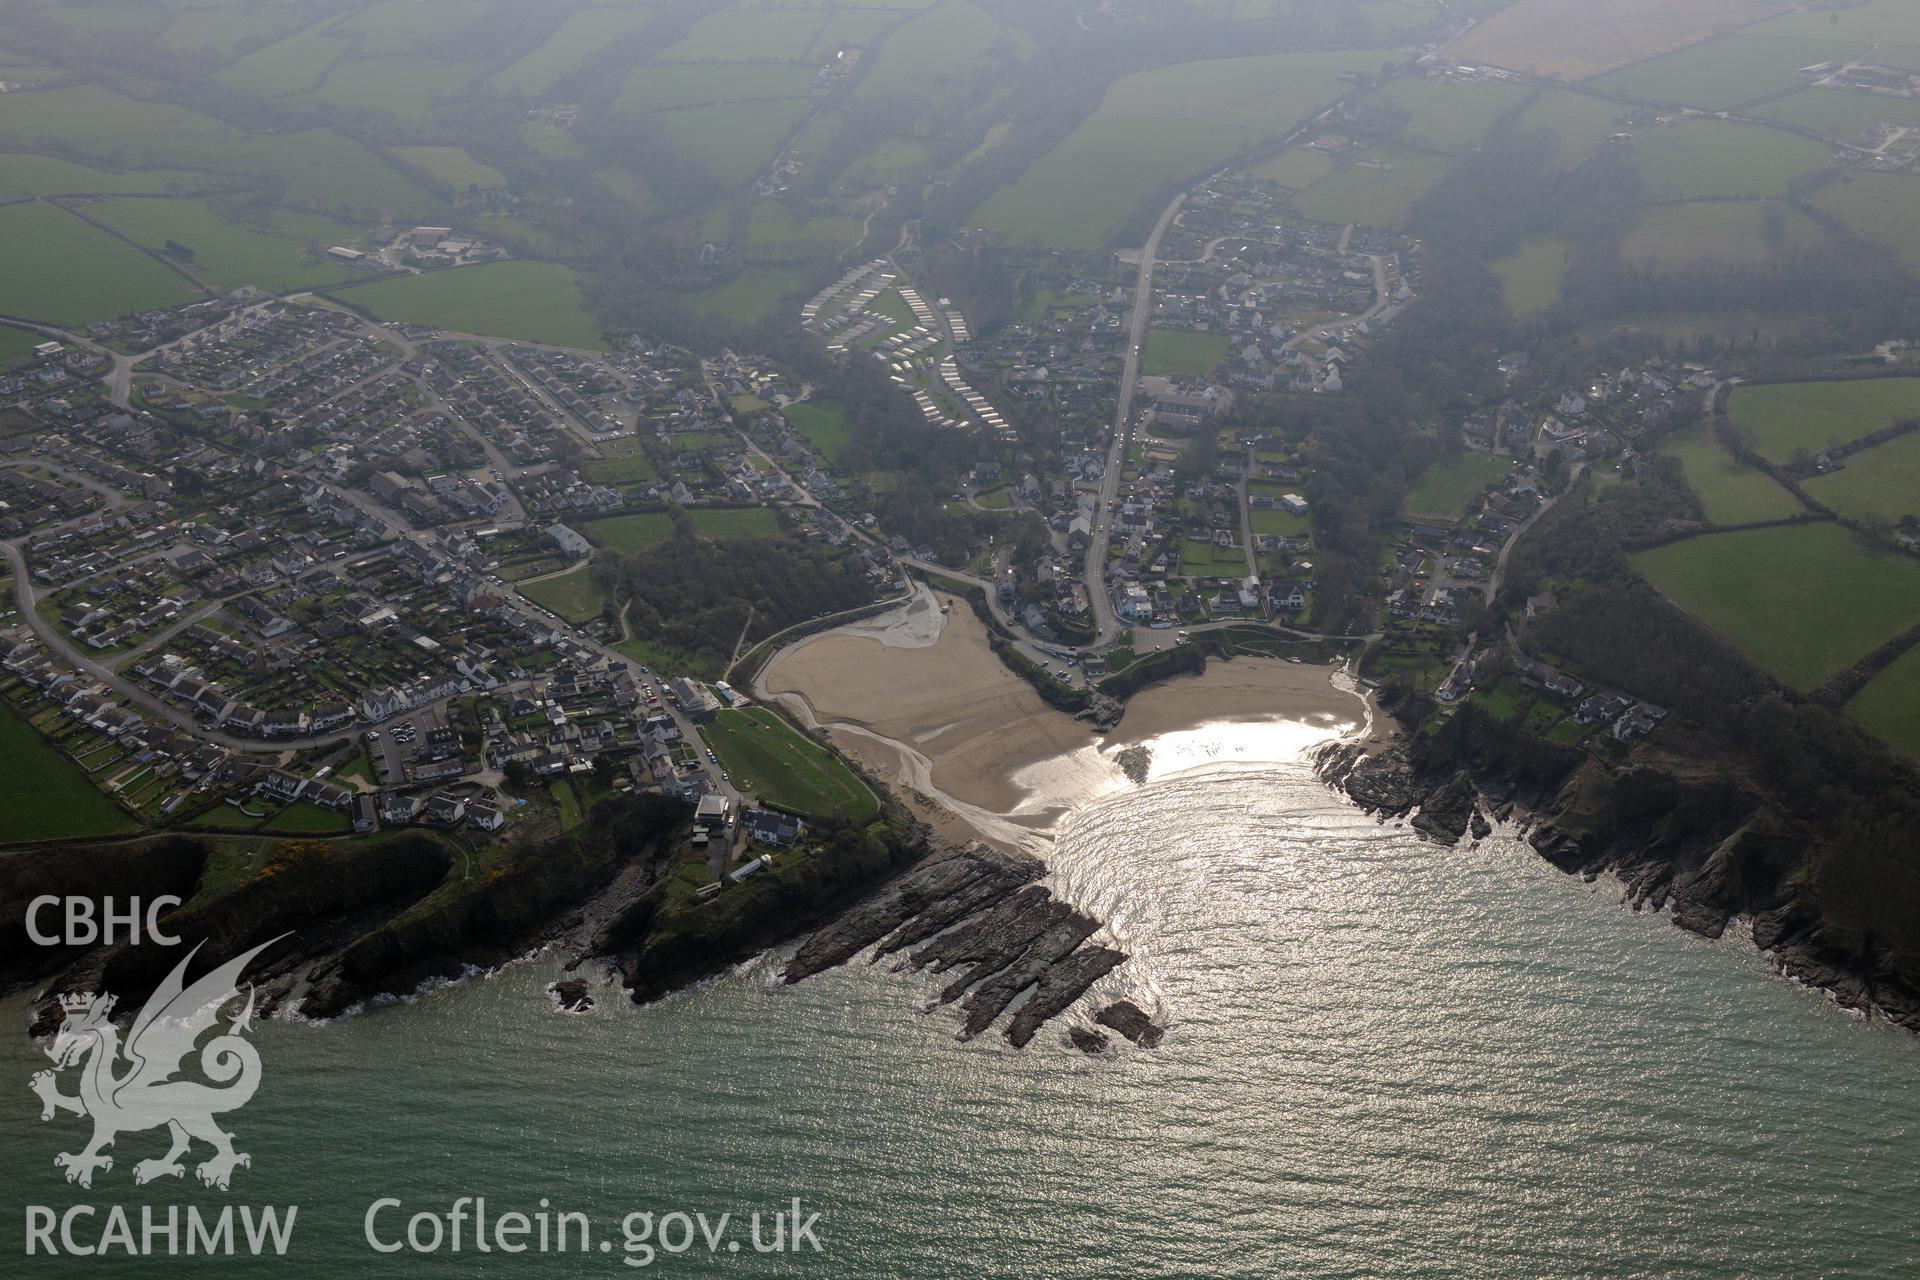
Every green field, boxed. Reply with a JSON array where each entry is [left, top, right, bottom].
[[297, 55, 474, 122], [1751, 0, 1920, 44], [0, 86, 431, 215], [613, 62, 819, 115], [1636, 118, 1834, 201], [1182, 538, 1248, 574], [1492, 238, 1568, 316], [1404, 451, 1511, 521], [331, 261, 605, 348], [1143, 329, 1230, 377], [0, 201, 201, 325], [1847, 643, 1920, 758], [1293, 145, 1454, 227], [1095, 49, 1388, 133], [1249, 507, 1312, 538], [84, 197, 363, 293], [0, 702, 136, 844], [686, 265, 810, 325], [584, 507, 782, 552], [1729, 379, 1920, 463], [1621, 200, 1827, 269], [702, 706, 878, 823], [660, 7, 827, 62], [973, 49, 1385, 249], [654, 100, 813, 186], [1812, 171, 1920, 269], [260, 800, 352, 835], [783, 400, 854, 458], [975, 118, 1259, 249], [1661, 422, 1805, 525], [1248, 147, 1335, 189], [215, 23, 351, 96], [520, 564, 608, 624], [584, 451, 659, 485], [1589, 33, 1863, 110], [1632, 523, 1920, 689], [1804, 431, 1920, 523], [843, 136, 936, 189], [1367, 75, 1530, 152], [336, 0, 491, 55], [164, 3, 305, 56], [746, 203, 863, 257], [392, 146, 507, 193], [856, 0, 1018, 109], [494, 6, 661, 94], [0, 325, 41, 368], [1754, 87, 1920, 142], [0, 155, 231, 199], [1512, 90, 1627, 169]]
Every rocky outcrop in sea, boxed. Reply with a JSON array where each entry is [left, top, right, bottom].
[[785, 845, 1155, 1049]]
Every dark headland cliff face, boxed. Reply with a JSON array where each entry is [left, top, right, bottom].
[[1317, 703, 1920, 1034]]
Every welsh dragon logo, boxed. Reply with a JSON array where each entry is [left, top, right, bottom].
[[29, 938, 281, 1191]]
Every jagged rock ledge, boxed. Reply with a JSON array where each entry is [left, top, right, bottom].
[[785, 845, 1156, 1050], [1313, 726, 1920, 1035]]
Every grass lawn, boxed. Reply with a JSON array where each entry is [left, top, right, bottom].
[[1812, 171, 1920, 270], [702, 707, 877, 822], [1492, 238, 1568, 316], [584, 452, 658, 485], [0, 702, 136, 843], [1847, 643, 1920, 759], [1250, 507, 1312, 538], [784, 400, 854, 458], [1621, 200, 1826, 269], [549, 779, 583, 832], [520, 564, 607, 623], [1728, 378, 1920, 463], [1095, 48, 1390, 134], [329, 261, 605, 349], [1182, 538, 1248, 574], [1635, 118, 1834, 201], [1404, 451, 1511, 521], [1804, 431, 1920, 523], [584, 507, 781, 552], [1143, 329, 1230, 377], [1590, 33, 1863, 109], [261, 800, 352, 835], [1631, 522, 1920, 689], [0, 201, 202, 325], [84, 196, 363, 293], [1293, 145, 1455, 228], [1661, 422, 1805, 525]]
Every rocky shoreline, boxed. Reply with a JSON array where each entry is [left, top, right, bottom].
[[1314, 717, 1920, 1035], [783, 844, 1160, 1051]]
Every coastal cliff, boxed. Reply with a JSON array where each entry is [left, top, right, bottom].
[[5, 792, 690, 1030], [1317, 704, 1920, 1034]]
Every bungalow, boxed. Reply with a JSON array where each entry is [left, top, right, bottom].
[[1268, 580, 1307, 613], [352, 794, 378, 834]]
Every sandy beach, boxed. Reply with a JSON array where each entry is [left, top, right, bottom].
[[759, 588, 1375, 851]]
